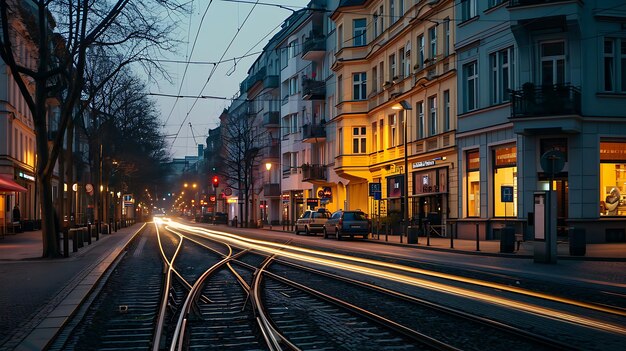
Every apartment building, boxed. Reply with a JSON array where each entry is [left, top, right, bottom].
[[455, 0, 626, 243], [330, 0, 458, 230]]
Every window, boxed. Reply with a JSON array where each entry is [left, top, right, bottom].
[[460, 0, 477, 22], [599, 141, 626, 216], [399, 48, 405, 79], [353, 72, 367, 100], [373, 11, 379, 38], [389, 114, 397, 147], [416, 101, 424, 139], [405, 42, 411, 77], [604, 38, 626, 92], [428, 26, 437, 60], [353, 127, 367, 154], [379, 61, 385, 86], [379, 5, 384, 32], [490, 47, 515, 104], [389, 53, 396, 79], [288, 39, 299, 58], [443, 90, 450, 131], [289, 76, 299, 95], [443, 18, 450, 57], [428, 95, 437, 136], [372, 65, 378, 93], [417, 34, 424, 69], [338, 24, 343, 49], [540, 41, 565, 86], [399, 0, 404, 17], [390, 0, 395, 23], [338, 127, 343, 154], [493, 145, 517, 217], [464, 61, 478, 112], [353, 18, 367, 46], [372, 122, 378, 151], [466, 150, 480, 217], [338, 74, 343, 102]]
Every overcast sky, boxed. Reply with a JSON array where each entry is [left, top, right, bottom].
[[152, 0, 311, 159]]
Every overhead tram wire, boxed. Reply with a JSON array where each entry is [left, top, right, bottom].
[[168, 0, 262, 154], [162, 0, 215, 127]]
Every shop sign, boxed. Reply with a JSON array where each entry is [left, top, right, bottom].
[[227, 197, 238, 204], [281, 193, 290, 203], [368, 182, 381, 196], [386, 176, 404, 198], [306, 198, 319, 207], [467, 150, 480, 171], [18, 172, 35, 181], [600, 142, 626, 162], [495, 146, 516, 167], [412, 160, 435, 169]]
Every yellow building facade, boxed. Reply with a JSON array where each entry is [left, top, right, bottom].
[[328, 0, 458, 231]]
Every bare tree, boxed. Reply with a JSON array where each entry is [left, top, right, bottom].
[[221, 99, 268, 227], [0, 0, 182, 257]]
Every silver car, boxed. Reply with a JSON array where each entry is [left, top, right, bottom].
[[295, 209, 331, 235]]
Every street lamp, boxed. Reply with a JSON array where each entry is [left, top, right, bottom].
[[265, 162, 272, 224], [392, 100, 412, 242]]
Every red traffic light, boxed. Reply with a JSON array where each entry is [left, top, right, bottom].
[[212, 176, 219, 188]]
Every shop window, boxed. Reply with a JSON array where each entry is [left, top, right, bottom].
[[599, 141, 626, 217], [466, 150, 480, 217], [493, 145, 517, 217]]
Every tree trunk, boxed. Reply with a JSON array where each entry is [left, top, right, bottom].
[[66, 120, 75, 226]]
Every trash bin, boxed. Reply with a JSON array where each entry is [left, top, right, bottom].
[[569, 227, 586, 256], [407, 226, 419, 244], [500, 226, 515, 253]]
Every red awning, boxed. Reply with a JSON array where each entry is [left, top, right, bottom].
[[0, 174, 28, 193]]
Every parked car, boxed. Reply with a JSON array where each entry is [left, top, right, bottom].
[[323, 210, 370, 240], [295, 208, 331, 235]]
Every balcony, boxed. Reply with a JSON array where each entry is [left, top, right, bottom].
[[263, 183, 280, 197], [510, 84, 581, 118], [264, 75, 279, 89], [302, 78, 325, 100], [263, 111, 279, 127], [302, 35, 326, 61], [302, 123, 326, 142], [302, 164, 327, 182], [508, 0, 581, 29]]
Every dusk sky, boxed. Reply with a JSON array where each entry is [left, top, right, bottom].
[[152, 0, 310, 158]]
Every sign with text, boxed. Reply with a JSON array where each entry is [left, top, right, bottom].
[[368, 182, 382, 196]]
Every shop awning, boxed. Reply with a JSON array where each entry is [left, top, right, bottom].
[[0, 174, 27, 193]]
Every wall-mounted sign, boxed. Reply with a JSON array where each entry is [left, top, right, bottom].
[[18, 172, 35, 181], [495, 146, 517, 167], [306, 198, 319, 207], [412, 160, 435, 169], [467, 150, 480, 171]]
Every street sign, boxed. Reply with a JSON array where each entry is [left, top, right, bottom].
[[373, 192, 381, 200], [540, 150, 565, 176], [501, 185, 514, 203], [223, 187, 232, 196], [369, 182, 382, 196]]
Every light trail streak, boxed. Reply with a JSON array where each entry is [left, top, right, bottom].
[[161, 220, 626, 335]]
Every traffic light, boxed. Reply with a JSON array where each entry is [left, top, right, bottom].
[[212, 176, 219, 188]]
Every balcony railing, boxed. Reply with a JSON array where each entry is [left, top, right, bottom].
[[263, 111, 279, 126], [263, 183, 280, 197], [510, 84, 581, 118], [302, 77, 325, 100], [302, 164, 327, 182], [509, 0, 571, 6], [302, 35, 326, 60], [302, 123, 326, 142], [264, 75, 279, 89]]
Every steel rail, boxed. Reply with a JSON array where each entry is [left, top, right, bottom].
[[272, 258, 574, 351], [153, 222, 185, 351], [250, 255, 301, 351], [262, 269, 460, 351]]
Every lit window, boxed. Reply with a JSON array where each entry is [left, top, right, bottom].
[[493, 145, 517, 217], [599, 141, 626, 217], [466, 150, 480, 217]]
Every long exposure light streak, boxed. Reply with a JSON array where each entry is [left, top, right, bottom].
[[159, 219, 626, 335]]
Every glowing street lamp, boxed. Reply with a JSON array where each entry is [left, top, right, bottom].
[[392, 100, 412, 242]]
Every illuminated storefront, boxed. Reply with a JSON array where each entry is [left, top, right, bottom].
[[493, 145, 517, 218], [599, 141, 626, 217], [466, 150, 480, 217]]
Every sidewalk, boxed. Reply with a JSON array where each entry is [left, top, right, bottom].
[[262, 225, 626, 261], [0, 223, 145, 351]]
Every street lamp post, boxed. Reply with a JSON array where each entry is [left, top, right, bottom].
[[392, 100, 412, 243], [265, 162, 272, 225]]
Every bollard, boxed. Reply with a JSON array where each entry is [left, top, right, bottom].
[[69, 228, 79, 252], [63, 228, 69, 257], [450, 222, 454, 249], [426, 222, 431, 246], [475, 223, 480, 251], [87, 224, 92, 244]]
